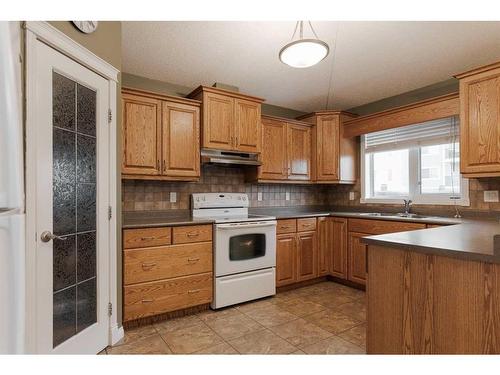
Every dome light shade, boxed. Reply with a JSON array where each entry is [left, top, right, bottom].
[[279, 38, 329, 68]]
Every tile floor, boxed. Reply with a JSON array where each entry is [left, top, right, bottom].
[[103, 281, 366, 355]]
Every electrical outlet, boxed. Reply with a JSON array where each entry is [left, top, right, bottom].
[[285, 192, 290, 201], [484, 190, 499, 203], [257, 192, 263, 201], [349, 191, 356, 201], [169, 192, 177, 203]]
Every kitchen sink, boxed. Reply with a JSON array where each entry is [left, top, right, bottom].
[[358, 212, 429, 219]]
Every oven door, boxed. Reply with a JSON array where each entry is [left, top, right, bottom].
[[214, 221, 276, 277]]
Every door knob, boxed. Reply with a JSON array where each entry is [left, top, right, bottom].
[[40, 231, 67, 242]]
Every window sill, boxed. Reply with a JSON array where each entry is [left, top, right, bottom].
[[360, 197, 470, 206]]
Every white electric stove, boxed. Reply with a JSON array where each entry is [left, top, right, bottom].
[[191, 193, 277, 309]]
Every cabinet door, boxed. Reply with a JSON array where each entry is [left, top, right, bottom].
[[317, 217, 332, 276], [203, 92, 234, 150], [331, 217, 348, 279], [276, 233, 297, 287], [122, 93, 161, 175], [259, 118, 288, 180], [460, 72, 500, 175], [235, 98, 261, 153], [316, 115, 340, 181], [287, 124, 312, 180], [161, 101, 200, 178], [348, 232, 368, 285], [297, 231, 317, 282]]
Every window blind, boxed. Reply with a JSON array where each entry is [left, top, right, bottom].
[[364, 116, 459, 153]]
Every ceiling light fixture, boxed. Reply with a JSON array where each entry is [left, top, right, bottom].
[[279, 21, 329, 68]]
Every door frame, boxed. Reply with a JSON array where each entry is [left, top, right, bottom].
[[24, 21, 121, 353]]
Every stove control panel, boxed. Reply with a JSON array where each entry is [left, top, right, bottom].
[[191, 193, 249, 209]]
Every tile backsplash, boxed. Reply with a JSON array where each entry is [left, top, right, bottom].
[[122, 165, 328, 211], [122, 165, 500, 214]]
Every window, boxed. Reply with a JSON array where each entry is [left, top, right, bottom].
[[361, 116, 469, 205]]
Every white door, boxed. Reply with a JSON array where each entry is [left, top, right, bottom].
[[33, 40, 110, 354]]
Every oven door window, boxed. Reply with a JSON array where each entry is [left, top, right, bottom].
[[229, 234, 266, 261]]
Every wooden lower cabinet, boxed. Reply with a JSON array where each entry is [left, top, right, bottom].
[[348, 232, 369, 285], [123, 224, 213, 322], [297, 231, 317, 281], [276, 233, 297, 287], [330, 217, 348, 279], [124, 273, 212, 322], [317, 217, 331, 276]]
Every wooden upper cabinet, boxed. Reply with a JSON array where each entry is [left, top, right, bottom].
[[259, 117, 288, 180], [203, 92, 234, 150], [455, 61, 500, 177], [296, 231, 317, 282], [287, 123, 312, 180], [188, 86, 264, 153], [162, 101, 200, 178], [235, 98, 261, 152], [276, 233, 297, 287], [330, 217, 348, 279], [121, 88, 201, 181], [298, 111, 358, 183], [122, 92, 161, 175]]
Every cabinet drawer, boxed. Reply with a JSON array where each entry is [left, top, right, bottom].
[[348, 218, 426, 235], [297, 217, 317, 232], [276, 219, 297, 234], [173, 225, 212, 244], [123, 272, 213, 322], [124, 242, 213, 285], [123, 227, 172, 249]]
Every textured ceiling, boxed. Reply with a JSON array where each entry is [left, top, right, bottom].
[[122, 21, 500, 112]]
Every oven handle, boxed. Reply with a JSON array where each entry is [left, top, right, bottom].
[[216, 221, 277, 229]]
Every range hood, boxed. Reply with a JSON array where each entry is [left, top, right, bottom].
[[201, 148, 261, 166]]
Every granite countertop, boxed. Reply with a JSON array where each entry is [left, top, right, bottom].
[[362, 218, 500, 264], [122, 210, 214, 229]]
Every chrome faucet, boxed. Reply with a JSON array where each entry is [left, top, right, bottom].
[[403, 199, 412, 214]]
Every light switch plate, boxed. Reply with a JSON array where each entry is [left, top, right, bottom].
[[170, 192, 177, 203], [285, 192, 290, 201], [257, 192, 263, 201], [484, 190, 499, 203], [349, 191, 356, 201]]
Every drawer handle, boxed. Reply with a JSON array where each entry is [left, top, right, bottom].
[[140, 236, 157, 241], [280, 225, 291, 229], [141, 262, 157, 269], [188, 289, 201, 294], [187, 257, 200, 263], [141, 299, 154, 303], [302, 223, 313, 227], [186, 232, 200, 238]]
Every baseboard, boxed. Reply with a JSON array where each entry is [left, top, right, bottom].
[[109, 324, 124, 346]]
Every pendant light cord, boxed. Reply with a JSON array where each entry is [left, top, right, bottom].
[[325, 23, 340, 110]]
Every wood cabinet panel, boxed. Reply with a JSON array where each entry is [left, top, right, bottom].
[[459, 71, 500, 176], [276, 219, 297, 234], [287, 124, 312, 180], [331, 217, 348, 278], [348, 218, 426, 235], [276, 233, 297, 287], [161, 101, 200, 178], [259, 118, 288, 180], [297, 217, 317, 232], [316, 115, 340, 181], [297, 231, 317, 282], [123, 227, 172, 249], [348, 232, 368, 285], [123, 272, 213, 322], [122, 93, 161, 175], [123, 242, 212, 285], [235, 98, 261, 153], [203, 92, 234, 150], [172, 224, 212, 244], [317, 217, 331, 276]]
